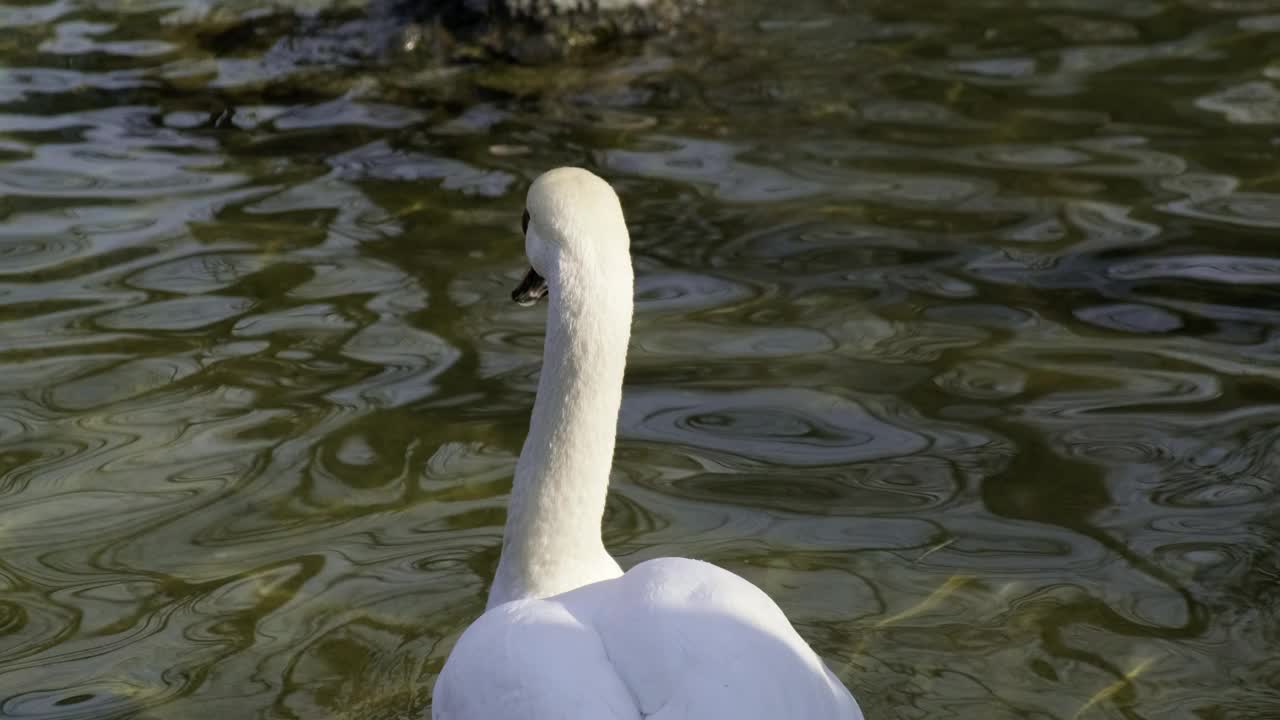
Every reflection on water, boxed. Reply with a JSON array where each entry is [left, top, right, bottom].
[[2, 0, 1280, 718]]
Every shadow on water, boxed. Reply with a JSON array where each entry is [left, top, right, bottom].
[[982, 422, 1209, 691]]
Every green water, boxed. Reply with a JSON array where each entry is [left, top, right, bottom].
[[2, 1, 1279, 717]]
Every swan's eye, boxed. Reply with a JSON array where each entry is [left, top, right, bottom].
[[522, 209, 530, 235]]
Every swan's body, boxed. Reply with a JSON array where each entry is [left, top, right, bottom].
[[432, 168, 863, 720]]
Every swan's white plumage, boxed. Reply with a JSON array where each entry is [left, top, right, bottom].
[[432, 167, 863, 720], [434, 559, 860, 720]]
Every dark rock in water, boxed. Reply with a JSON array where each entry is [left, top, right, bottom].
[[173, 0, 705, 111], [397, 0, 699, 64], [191, 0, 701, 70]]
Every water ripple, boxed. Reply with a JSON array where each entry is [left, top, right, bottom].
[[621, 387, 929, 467], [1162, 191, 1280, 229], [1109, 254, 1280, 283]]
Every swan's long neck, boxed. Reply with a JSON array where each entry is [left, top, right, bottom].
[[489, 256, 632, 608]]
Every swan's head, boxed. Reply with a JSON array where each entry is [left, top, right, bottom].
[[512, 167, 630, 306]]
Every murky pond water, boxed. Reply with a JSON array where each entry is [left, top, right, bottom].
[[3, 0, 1280, 717]]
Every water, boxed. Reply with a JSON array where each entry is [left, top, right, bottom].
[[2, 0, 1279, 717]]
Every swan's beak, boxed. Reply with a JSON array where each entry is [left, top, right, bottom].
[[512, 267, 548, 306]]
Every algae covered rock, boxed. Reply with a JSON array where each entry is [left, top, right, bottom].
[[402, 0, 701, 64]]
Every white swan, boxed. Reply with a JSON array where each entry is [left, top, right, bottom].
[[432, 167, 864, 720]]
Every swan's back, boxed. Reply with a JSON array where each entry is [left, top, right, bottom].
[[432, 557, 863, 720]]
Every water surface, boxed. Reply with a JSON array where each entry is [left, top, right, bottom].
[[2, 1, 1279, 718]]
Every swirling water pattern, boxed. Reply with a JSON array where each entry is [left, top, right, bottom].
[[2, 0, 1279, 718]]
